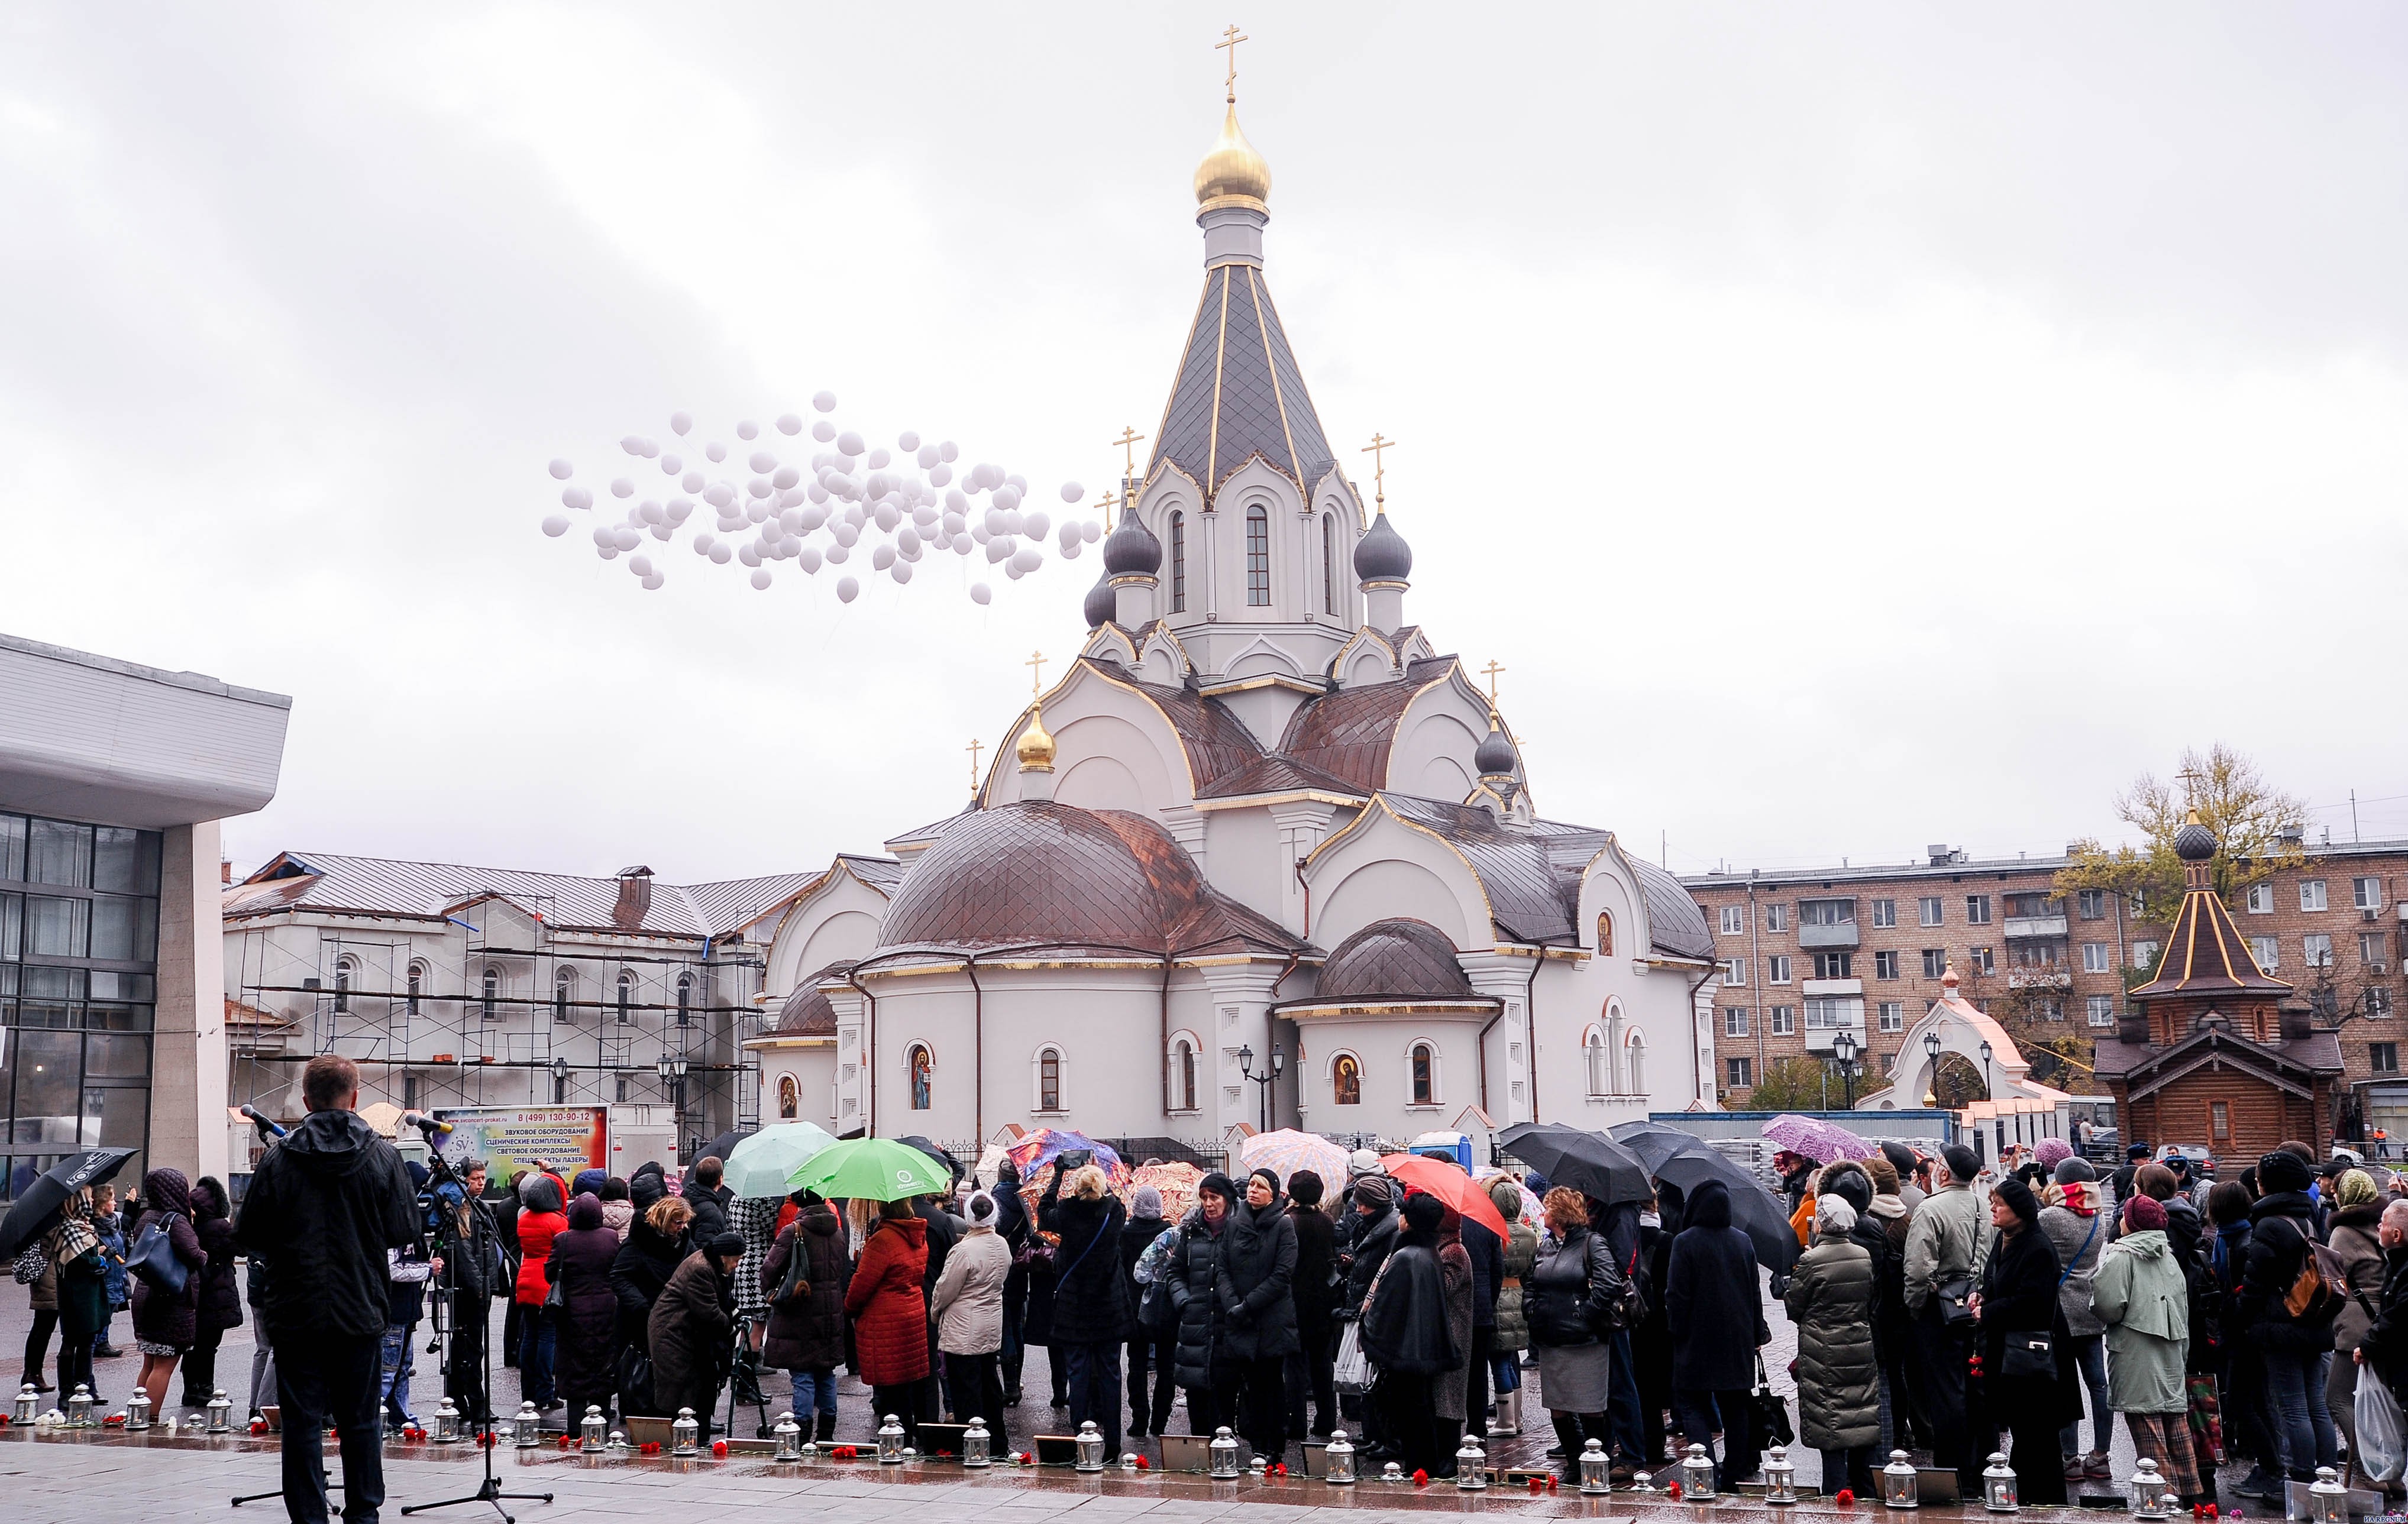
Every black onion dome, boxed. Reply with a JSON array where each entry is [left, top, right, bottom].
[[1101, 513, 1162, 576], [1474, 717, 1518, 776], [1083, 565, 1116, 628], [2175, 814, 2217, 862], [1352, 510, 1412, 583]]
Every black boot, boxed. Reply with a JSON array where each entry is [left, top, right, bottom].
[[816, 1413, 837, 1445], [1553, 1412, 1587, 1483]]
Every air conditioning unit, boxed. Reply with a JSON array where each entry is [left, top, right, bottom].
[[2369, 963, 2392, 977]]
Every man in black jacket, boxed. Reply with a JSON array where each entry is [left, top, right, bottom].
[[681, 1156, 731, 1242], [233, 1054, 421, 1524], [1284, 1172, 1340, 1441]]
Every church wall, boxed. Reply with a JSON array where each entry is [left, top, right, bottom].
[[764, 890, 883, 999], [1056, 753, 1148, 811], [756, 1043, 838, 1131], [1203, 807, 1287, 926], [1314, 856, 1478, 952], [1392, 712, 1483, 800], [1533, 952, 1696, 1122], [1289, 1013, 1491, 1144]]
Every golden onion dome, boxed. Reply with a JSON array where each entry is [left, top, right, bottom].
[[1014, 703, 1056, 771], [1192, 104, 1272, 209]]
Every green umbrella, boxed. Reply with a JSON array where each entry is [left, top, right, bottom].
[[720, 1122, 839, 1199], [791, 1136, 953, 1202]]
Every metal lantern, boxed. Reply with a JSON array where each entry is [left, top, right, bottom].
[[962, 1415, 991, 1468], [124, 1389, 151, 1432], [431, 1399, 461, 1444], [1324, 1429, 1356, 1485], [673, 1407, 700, 1457], [206, 1389, 233, 1434], [1681, 1442, 1717, 1501], [1210, 1426, 1243, 1479], [1983, 1452, 2019, 1513], [1581, 1438, 1613, 1495], [515, 1400, 541, 1447], [877, 1412, 907, 1464], [2309, 1466, 2349, 1524], [13, 1383, 35, 1425], [2129, 1458, 2174, 1521], [1455, 1434, 1488, 1490], [1077, 1421, 1106, 1473], [1883, 1450, 1920, 1510], [1762, 1445, 1798, 1505], [67, 1384, 93, 1428], [1122, 1452, 1140, 1473], [773, 1412, 801, 1462], [580, 1405, 606, 1454]]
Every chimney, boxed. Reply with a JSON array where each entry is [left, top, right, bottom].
[[221, 859, 234, 886], [612, 866, 654, 929]]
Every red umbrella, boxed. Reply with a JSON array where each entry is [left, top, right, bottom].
[[1379, 1153, 1509, 1237]]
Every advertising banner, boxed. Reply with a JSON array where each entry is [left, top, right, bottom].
[[430, 1105, 609, 1185]]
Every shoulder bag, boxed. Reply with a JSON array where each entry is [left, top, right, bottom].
[[11, 1244, 46, 1286], [125, 1211, 190, 1296], [1748, 1352, 1794, 1447], [1934, 1206, 1981, 1328]]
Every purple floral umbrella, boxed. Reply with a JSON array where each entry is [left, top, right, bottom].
[[1761, 1114, 1877, 1166]]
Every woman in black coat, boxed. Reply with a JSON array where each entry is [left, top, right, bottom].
[[181, 1176, 244, 1408], [1360, 1190, 1457, 1474], [1214, 1169, 1299, 1464], [1119, 1188, 1174, 1437], [648, 1234, 741, 1443], [761, 1192, 848, 1443], [1040, 1163, 1131, 1460], [610, 1195, 693, 1415], [547, 1192, 625, 1423], [1284, 1172, 1339, 1441], [1527, 1186, 1617, 1480], [1665, 1179, 1770, 1492], [127, 1167, 208, 1413], [1970, 1176, 2079, 1504], [1167, 1174, 1237, 1429]]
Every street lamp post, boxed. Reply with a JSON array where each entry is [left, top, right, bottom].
[[1978, 1039, 1995, 1099], [1831, 1029, 1860, 1109], [657, 1053, 690, 1132], [1237, 1042, 1285, 1134], [1923, 1027, 1943, 1108], [551, 1056, 570, 1105]]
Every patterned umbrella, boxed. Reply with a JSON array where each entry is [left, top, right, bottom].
[[1003, 1128, 1129, 1187], [1760, 1114, 1877, 1166], [1236, 1130, 1349, 1194], [1126, 1161, 1206, 1223]]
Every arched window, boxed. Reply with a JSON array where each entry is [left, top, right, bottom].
[[908, 1044, 933, 1111], [406, 961, 425, 1017], [333, 956, 356, 1014], [1332, 1053, 1362, 1106], [1625, 1030, 1647, 1096], [480, 966, 499, 1021], [676, 971, 694, 1027], [1169, 512, 1187, 613], [1245, 505, 1271, 606], [1037, 1046, 1064, 1112], [1585, 1027, 1610, 1097], [1171, 1038, 1198, 1111], [616, 969, 634, 1024], [1410, 1042, 1436, 1105], [1321, 513, 1337, 614], [554, 966, 576, 1023], [1596, 911, 1614, 957], [777, 1074, 799, 1119]]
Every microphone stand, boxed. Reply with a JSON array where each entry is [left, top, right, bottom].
[[400, 1147, 552, 1523]]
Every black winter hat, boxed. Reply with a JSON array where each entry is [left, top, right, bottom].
[[2052, 1157, 2097, 1186], [1879, 1140, 1921, 1176], [1820, 1163, 1873, 1216], [1993, 1175, 2041, 1224], [1288, 1170, 1324, 1207], [1196, 1171, 1236, 1205], [1940, 1144, 1980, 1182], [2257, 1150, 2314, 1194], [1401, 1190, 1446, 1232]]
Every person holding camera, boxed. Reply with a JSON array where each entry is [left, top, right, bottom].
[[233, 1054, 421, 1524]]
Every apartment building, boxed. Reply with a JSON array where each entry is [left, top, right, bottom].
[[1683, 838, 2408, 1132]]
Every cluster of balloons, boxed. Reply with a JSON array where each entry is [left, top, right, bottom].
[[540, 393, 1104, 606]]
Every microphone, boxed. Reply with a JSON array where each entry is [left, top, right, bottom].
[[400, 1110, 454, 1136], [240, 1104, 286, 1139]]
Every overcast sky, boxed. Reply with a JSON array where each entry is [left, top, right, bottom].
[[6, 5, 2406, 886]]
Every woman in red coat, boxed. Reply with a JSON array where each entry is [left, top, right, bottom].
[[513, 1173, 569, 1410], [844, 1199, 929, 1441]]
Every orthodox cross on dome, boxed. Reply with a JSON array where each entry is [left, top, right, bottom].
[[1361, 432, 1395, 510], [1026, 649, 1048, 697], [1111, 426, 1146, 478], [1095, 487, 1121, 532], [1217, 23, 1247, 104], [1481, 660, 1506, 701], [966, 737, 983, 795]]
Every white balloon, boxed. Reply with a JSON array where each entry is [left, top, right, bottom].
[[549, 458, 574, 480], [771, 466, 800, 491], [1006, 562, 1024, 581], [680, 471, 702, 493], [739, 543, 762, 567], [591, 525, 615, 548], [1006, 474, 1026, 494], [612, 526, 641, 551], [562, 486, 592, 510], [800, 504, 829, 532], [638, 499, 665, 525], [897, 430, 921, 452], [748, 479, 772, 499], [812, 390, 838, 413], [1024, 510, 1051, 541], [706, 442, 728, 462], [693, 533, 716, 554], [806, 482, 829, 504], [1082, 520, 1103, 543], [1058, 481, 1082, 503], [670, 410, 693, 435], [945, 488, 969, 513], [929, 463, 953, 487], [667, 498, 693, 522], [871, 543, 896, 571], [709, 543, 733, 565], [911, 504, 938, 528], [701, 481, 732, 508], [812, 420, 835, 443], [939, 441, 959, 462], [631, 554, 654, 576], [826, 542, 850, 564], [542, 514, 571, 537], [643, 438, 661, 458], [890, 559, 914, 584], [776, 412, 803, 435], [1003, 509, 1024, 534], [832, 522, 860, 547], [611, 477, 633, 498], [642, 572, 664, 590], [953, 535, 974, 555], [867, 448, 891, 470], [993, 487, 1022, 513], [981, 507, 1006, 536], [836, 431, 864, 457], [649, 522, 673, 541], [620, 435, 647, 456], [897, 526, 922, 555], [746, 451, 775, 475], [1062, 539, 1083, 560], [1058, 524, 1081, 551], [777, 507, 804, 534], [874, 504, 900, 532], [597, 545, 618, 561], [660, 454, 681, 474], [1011, 548, 1042, 574], [738, 420, 760, 440], [969, 581, 991, 604], [746, 500, 770, 523], [751, 568, 773, 590], [798, 546, 822, 573], [986, 538, 1011, 564], [836, 575, 860, 603]]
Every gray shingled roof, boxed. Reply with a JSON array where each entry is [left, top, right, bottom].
[[1150, 263, 1336, 498]]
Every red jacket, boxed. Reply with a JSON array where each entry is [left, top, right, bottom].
[[843, 1215, 929, 1386], [515, 1208, 569, 1305]]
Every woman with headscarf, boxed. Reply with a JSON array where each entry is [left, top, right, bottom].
[[46, 1190, 109, 1406], [1667, 1179, 1770, 1493], [1527, 1186, 1614, 1483], [846, 1197, 932, 1443], [1360, 1190, 1457, 1476], [180, 1176, 243, 1410], [2325, 1168, 2388, 1490], [762, 1189, 847, 1444], [649, 1231, 744, 1442], [547, 1191, 624, 1424], [126, 1167, 206, 1414], [2093, 1193, 2201, 1506], [610, 1195, 692, 1416], [930, 1189, 1011, 1452], [1786, 1193, 1880, 1497], [1971, 1174, 2079, 1504]]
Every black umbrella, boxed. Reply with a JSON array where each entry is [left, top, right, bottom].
[[694, 1128, 756, 1167], [0, 1148, 135, 1260], [1608, 1122, 1801, 1272], [1494, 1122, 1653, 1205], [896, 1135, 961, 1181]]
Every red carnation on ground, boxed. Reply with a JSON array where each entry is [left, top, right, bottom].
[[1134, 1455, 1149, 1471], [712, 1439, 728, 1458], [1669, 1481, 1684, 1500], [1413, 1468, 1430, 1486], [1274, 1462, 1287, 1477], [639, 1440, 662, 1455], [1547, 1476, 1560, 1492], [1528, 1477, 1545, 1494], [1835, 1489, 1856, 1506]]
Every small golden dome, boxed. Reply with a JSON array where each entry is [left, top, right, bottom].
[[1015, 703, 1056, 772], [1193, 104, 1272, 208]]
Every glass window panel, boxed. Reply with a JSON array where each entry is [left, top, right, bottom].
[[88, 972, 154, 1002], [21, 966, 84, 1001], [90, 1086, 146, 1150], [93, 828, 140, 892], [0, 816, 24, 881], [25, 897, 89, 957], [85, 1033, 148, 1080], [86, 1004, 152, 1032], [0, 893, 16, 961], [9, 1030, 81, 1144], [88, 895, 157, 962], [27, 821, 91, 887]]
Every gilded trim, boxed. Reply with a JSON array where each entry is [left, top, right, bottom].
[[1207, 267, 1232, 491], [1246, 266, 1303, 480], [1191, 788, 1366, 814], [1302, 792, 1503, 950]]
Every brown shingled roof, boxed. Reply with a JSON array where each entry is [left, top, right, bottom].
[[1315, 918, 1476, 1002], [1278, 659, 1453, 793]]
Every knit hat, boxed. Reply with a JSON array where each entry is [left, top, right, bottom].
[[1401, 1190, 1446, 1232], [1347, 1148, 1382, 1176], [1993, 1176, 2040, 1224], [573, 1168, 609, 1198], [2128, 1142, 2152, 1160], [1821, 1163, 1873, 1216], [1132, 1185, 1165, 1218], [2257, 1150, 2315, 1194], [1351, 1174, 1393, 1207], [1197, 1171, 1236, 1205], [706, 1231, 745, 1258], [1816, 1195, 1858, 1235], [1864, 1156, 1901, 1194], [2340, 1169, 2381, 1208], [1879, 1141, 1921, 1177], [1287, 1170, 1324, 1207], [2053, 1156, 2097, 1186], [2034, 1138, 2073, 1170], [2122, 1194, 2168, 1232], [1250, 1167, 1283, 1199], [1941, 1144, 1980, 1183]]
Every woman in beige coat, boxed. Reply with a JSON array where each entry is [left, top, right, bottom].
[[930, 1190, 1013, 1452]]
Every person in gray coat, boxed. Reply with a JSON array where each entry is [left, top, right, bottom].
[[2041, 1156, 2112, 1480], [1786, 1195, 1881, 1497], [929, 1190, 1012, 1454]]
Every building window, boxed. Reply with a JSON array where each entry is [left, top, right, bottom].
[[1171, 1037, 1199, 1111], [2251, 936, 2280, 973], [332, 956, 355, 1014], [2132, 940, 2161, 972], [616, 1073, 632, 1103], [1321, 513, 1337, 615], [1409, 1042, 1436, 1105], [1765, 903, 1790, 933], [1037, 1047, 1063, 1111], [1872, 898, 1897, 928], [1169, 512, 1187, 613], [1625, 1031, 1646, 1094], [1968, 946, 1995, 975], [1720, 905, 1746, 936], [554, 966, 575, 1022], [2082, 942, 2111, 973], [1332, 1053, 1362, 1105], [1725, 1056, 1753, 1089], [2358, 878, 2385, 911], [2088, 995, 2117, 1027], [1770, 1005, 1796, 1036], [1919, 896, 1944, 927], [480, 966, 499, 1021], [2247, 884, 2274, 914], [2302, 879, 2329, 913], [2374, 1043, 2401, 1075], [2364, 931, 2392, 971], [1767, 955, 1792, 985], [777, 1074, 799, 1119], [1245, 506, 1271, 606], [1878, 1001, 1903, 1033], [2305, 933, 2335, 968], [1966, 895, 1992, 926], [676, 972, 693, 1027], [1724, 1007, 1750, 1038], [2373, 988, 2397, 1017], [2035, 998, 2065, 1021], [1811, 951, 1853, 980], [406, 962, 425, 1017], [2078, 889, 2106, 920], [2005, 892, 2055, 919], [1585, 1028, 1610, 1096], [1721, 957, 1747, 986], [908, 1044, 933, 1109], [1921, 949, 1947, 979], [2209, 1101, 2230, 1142], [1595, 911, 1614, 956], [1874, 950, 1900, 980], [1801, 899, 1853, 927], [1805, 997, 1858, 1029], [616, 969, 634, 1023]]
